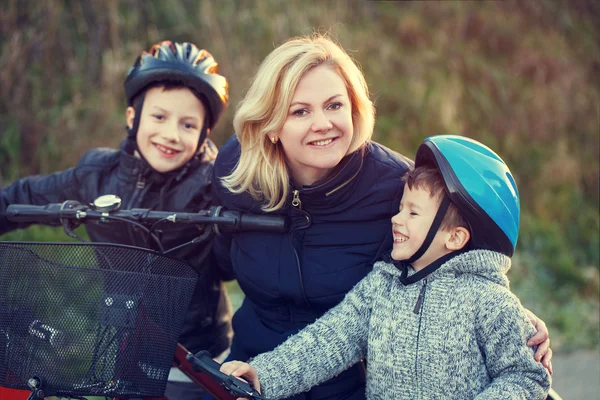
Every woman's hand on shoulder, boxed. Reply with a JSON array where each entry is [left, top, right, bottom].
[[524, 308, 553, 375]]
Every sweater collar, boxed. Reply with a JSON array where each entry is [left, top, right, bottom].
[[375, 250, 511, 289]]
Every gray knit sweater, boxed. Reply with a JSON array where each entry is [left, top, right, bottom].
[[250, 250, 551, 399]]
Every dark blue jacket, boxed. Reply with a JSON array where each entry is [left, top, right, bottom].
[[0, 140, 232, 357], [213, 135, 412, 399]]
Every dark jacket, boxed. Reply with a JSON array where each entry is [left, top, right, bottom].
[[0, 139, 232, 356], [213, 135, 412, 399]]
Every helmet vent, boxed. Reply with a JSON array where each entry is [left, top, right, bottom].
[[206, 64, 218, 74], [194, 50, 209, 65]]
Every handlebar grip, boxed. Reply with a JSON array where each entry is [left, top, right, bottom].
[[5, 204, 66, 223], [186, 350, 266, 400], [218, 210, 289, 233]]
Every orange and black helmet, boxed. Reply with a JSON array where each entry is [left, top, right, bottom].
[[124, 41, 228, 131]]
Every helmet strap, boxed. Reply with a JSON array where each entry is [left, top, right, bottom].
[[404, 195, 451, 264], [399, 249, 464, 285], [127, 92, 145, 138], [124, 93, 148, 164], [397, 195, 464, 286], [196, 115, 209, 155]]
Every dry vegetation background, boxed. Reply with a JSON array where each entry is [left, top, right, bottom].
[[0, 0, 598, 351]]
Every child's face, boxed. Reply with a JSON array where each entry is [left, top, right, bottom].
[[276, 64, 354, 186], [391, 184, 452, 271], [127, 86, 206, 173]]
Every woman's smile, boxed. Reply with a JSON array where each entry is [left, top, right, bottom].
[[277, 64, 354, 186]]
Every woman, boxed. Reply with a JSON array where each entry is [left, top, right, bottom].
[[212, 34, 551, 399]]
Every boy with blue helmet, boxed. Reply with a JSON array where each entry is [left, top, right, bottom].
[[1, 41, 230, 399], [221, 134, 551, 399]]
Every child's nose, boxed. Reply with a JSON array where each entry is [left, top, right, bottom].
[[160, 125, 180, 142], [391, 211, 404, 225]]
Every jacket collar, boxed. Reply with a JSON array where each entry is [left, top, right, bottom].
[[289, 145, 366, 210], [117, 138, 216, 185], [214, 135, 368, 214]]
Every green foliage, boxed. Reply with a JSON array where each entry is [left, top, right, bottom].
[[0, 121, 20, 181], [224, 280, 245, 313], [1, 0, 598, 351], [1, 226, 87, 243], [511, 244, 600, 351]]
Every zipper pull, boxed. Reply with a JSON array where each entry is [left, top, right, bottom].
[[136, 173, 146, 189], [413, 279, 428, 314], [292, 190, 302, 209]]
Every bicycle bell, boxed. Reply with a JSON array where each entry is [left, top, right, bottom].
[[92, 194, 122, 212]]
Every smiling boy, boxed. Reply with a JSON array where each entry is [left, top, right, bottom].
[[221, 135, 552, 399], [1, 41, 230, 399], [130, 86, 207, 173]]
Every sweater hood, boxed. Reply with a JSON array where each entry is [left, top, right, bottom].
[[374, 249, 511, 288]]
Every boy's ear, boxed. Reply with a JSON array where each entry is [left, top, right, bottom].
[[126, 106, 136, 129], [446, 226, 470, 251]]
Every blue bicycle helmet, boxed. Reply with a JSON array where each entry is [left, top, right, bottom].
[[415, 135, 520, 256]]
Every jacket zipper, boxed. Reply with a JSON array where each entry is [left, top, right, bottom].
[[289, 189, 311, 308], [289, 169, 357, 307], [414, 278, 428, 398], [292, 189, 302, 209], [126, 173, 146, 246], [413, 279, 428, 314], [127, 173, 146, 209]]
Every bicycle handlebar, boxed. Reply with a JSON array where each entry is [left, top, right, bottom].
[[5, 203, 66, 222], [186, 350, 267, 400], [6, 201, 289, 233]]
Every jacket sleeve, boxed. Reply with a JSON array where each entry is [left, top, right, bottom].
[[210, 179, 234, 280], [0, 167, 81, 235], [210, 151, 235, 280], [475, 292, 551, 399], [212, 231, 234, 280], [249, 269, 380, 399]]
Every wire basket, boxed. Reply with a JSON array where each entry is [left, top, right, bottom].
[[0, 241, 198, 398]]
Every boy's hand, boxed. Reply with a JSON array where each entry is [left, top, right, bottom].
[[220, 360, 261, 399], [524, 308, 553, 375]]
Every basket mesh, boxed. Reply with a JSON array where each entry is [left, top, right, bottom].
[[0, 241, 198, 397]]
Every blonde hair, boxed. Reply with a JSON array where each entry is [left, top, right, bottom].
[[221, 34, 375, 211]]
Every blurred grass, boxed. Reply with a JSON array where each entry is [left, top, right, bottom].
[[224, 280, 244, 313], [1, 0, 598, 352], [0, 226, 86, 242]]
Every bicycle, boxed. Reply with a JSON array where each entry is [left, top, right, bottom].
[[0, 195, 282, 400], [0, 195, 564, 400]]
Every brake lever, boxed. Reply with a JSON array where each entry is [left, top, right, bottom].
[[60, 200, 86, 241], [186, 351, 267, 400]]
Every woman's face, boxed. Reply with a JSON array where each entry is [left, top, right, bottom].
[[276, 64, 354, 186]]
